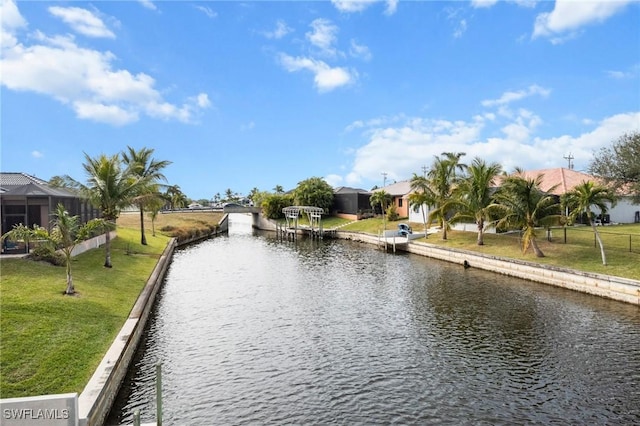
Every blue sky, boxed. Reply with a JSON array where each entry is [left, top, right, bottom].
[[1, 0, 639, 201]]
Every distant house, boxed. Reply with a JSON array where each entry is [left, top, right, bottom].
[[331, 186, 373, 220], [0, 172, 99, 242], [375, 180, 412, 218], [506, 168, 639, 224]]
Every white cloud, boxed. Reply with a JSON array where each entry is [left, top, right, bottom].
[[384, 0, 399, 15], [472, 0, 537, 9], [1, 0, 26, 32], [48, 6, 115, 39], [279, 53, 356, 92], [324, 174, 343, 187], [533, 0, 632, 40], [331, 0, 378, 13], [195, 5, 217, 19], [74, 101, 138, 126], [349, 39, 372, 61], [500, 108, 542, 142], [306, 18, 339, 57], [331, 0, 398, 15], [471, 0, 499, 8], [334, 96, 639, 188], [481, 84, 551, 107], [264, 20, 293, 39], [0, 6, 210, 126], [606, 64, 639, 80], [194, 93, 211, 108], [137, 0, 156, 11], [31, 150, 44, 158], [453, 19, 467, 39]]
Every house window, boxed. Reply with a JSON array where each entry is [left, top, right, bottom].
[[398, 198, 403, 208]]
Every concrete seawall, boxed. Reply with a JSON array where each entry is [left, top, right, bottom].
[[335, 231, 640, 306], [78, 239, 177, 426]]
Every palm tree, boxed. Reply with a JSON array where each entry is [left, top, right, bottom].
[[49, 204, 107, 294], [122, 146, 172, 245], [273, 185, 284, 194], [562, 181, 617, 265], [164, 185, 188, 210], [452, 158, 502, 245], [146, 193, 167, 237], [409, 173, 435, 237], [370, 190, 392, 230], [426, 152, 466, 240], [77, 153, 147, 268], [1, 205, 106, 294], [493, 170, 561, 257]]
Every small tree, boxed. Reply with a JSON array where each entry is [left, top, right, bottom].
[[370, 190, 392, 231], [493, 170, 561, 257], [386, 204, 399, 221], [49, 205, 108, 294], [146, 194, 167, 237], [562, 181, 617, 265], [452, 158, 503, 245], [409, 173, 435, 238]]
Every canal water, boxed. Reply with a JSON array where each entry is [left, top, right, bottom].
[[108, 214, 640, 425]]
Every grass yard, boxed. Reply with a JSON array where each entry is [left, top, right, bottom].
[[0, 227, 171, 398]]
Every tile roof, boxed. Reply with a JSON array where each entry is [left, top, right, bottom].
[[0, 172, 49, 187], [376, 180, 412, 196], [0, 173, 77, 197], [497, 168, 602, 195]]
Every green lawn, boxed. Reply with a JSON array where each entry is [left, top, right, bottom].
[[0, 227, 170, 398]]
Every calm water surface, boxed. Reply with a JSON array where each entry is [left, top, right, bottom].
[[109, 214, 640, 425]]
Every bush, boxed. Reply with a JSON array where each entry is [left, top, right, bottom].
[[262, 194, 294, 219], [29, 245, 66, 266], [386, 204, 399, 222]]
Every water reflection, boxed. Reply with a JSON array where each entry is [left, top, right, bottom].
[[109, 214, 640, 425]]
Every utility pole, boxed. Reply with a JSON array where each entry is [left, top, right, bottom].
[[421, 165, 428, 177], [381, 172, 387, 188], [563, 153, 574, 170]]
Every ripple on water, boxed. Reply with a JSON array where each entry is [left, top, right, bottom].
[[108, 216, 640, 425]]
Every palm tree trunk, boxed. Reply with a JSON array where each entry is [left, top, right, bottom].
[[477, 220, 484, 245], [104, 225, 113, 268], [139, 205, 147, 245], [421, 205, 428, 238], [531, 238, 545, 257], [65, 256, 74, 295], [591, 222, 607, 265], [442, 218, 448, 240]]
